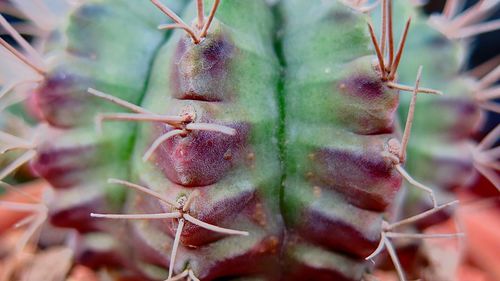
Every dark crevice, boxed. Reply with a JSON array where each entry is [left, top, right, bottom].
[[271, 0, 288, 257]]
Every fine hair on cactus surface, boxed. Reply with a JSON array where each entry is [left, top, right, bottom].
[[0, 0, 499, 280]]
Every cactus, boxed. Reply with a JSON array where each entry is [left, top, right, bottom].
[[0, 0, 498, 280]]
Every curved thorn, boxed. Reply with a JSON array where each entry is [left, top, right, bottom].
[[365, 232, 386, 261], [186, 123, 236, 135], [150, 0, 200, 43], [143, 129, 185, 162], [90, 212, 181, 220], [168, 218, 185, 279], [87, 88, 150, 114], [386, 82, 443, 95], [107, 178, 180, 208], [388, 200, 459, 230], [395, 164, 437, 208], [183, 213, 249, 236], [385, 232, 465, 239], [384, 236, 406, 281]]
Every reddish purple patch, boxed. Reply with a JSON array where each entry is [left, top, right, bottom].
[[31, 144, 102, 188], [340, 75, 384, 100], [312, 148, 402, 211], [336, 73, 399, 135], [153, 122, 249, 187], [176, 190, 255, 247], [198, 235, 282, 280], [297, 208, 380, 259], [170, 34, 234, 102], [35, 71, 93, 128]]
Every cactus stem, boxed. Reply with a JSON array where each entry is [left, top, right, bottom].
[[0, 14, 45, 71], [143, 129, 185, 162], [168, 218, 185, 279], [0, 150, 36, 181], [387, 200, 459, 230], [386, 82, 442, 95], [387, 17, 411, 81], [108, 178, 181, 208]]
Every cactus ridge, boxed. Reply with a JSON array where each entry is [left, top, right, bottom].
[[0, 0, 498, 280]]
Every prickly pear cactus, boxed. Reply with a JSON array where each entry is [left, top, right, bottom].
[[0, 0, 498, 280]]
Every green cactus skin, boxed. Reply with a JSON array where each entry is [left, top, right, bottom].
[[125, 0, 283, 279], [0, 0, 497, 280]]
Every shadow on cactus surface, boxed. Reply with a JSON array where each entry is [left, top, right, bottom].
[[0, 0, 498, 280]]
